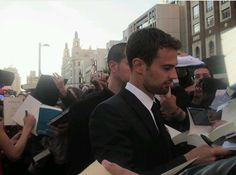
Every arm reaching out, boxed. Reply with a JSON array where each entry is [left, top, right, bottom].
[[52, 73, 67, 97], [0, 112, 35, 160], [102, 160, 139, 175]]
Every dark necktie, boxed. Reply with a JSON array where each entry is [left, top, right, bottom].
[[151, 101, 161, 133], [151, 100, 173, 162], [151, 100, 174, 161], [151, 100, 169, 135]]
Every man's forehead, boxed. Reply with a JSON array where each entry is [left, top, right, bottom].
[[194, 67, 209, 74]]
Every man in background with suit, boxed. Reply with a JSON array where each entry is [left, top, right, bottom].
[[90, 28, 233, 174], [66, 42, 130, 175]]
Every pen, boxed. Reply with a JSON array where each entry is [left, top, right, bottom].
[[25, 110, 28, 116], [200, 134, 214, 147], [225, 132, 236, 139]]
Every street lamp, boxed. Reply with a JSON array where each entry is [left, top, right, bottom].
[[38, 42, 50, 77]]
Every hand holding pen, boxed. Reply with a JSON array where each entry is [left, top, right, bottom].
[[23, 110, 36, 131], [200, 134, 214, 147]]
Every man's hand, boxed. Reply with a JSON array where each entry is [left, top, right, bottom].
[[160, 95, 178, 114], [160, 94, 185, 121], [184, 144, 232, 164], [192, 84, 203, 105], [102, 160, 139, 175]]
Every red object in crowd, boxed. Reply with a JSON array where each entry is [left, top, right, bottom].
[[0, 89, 4, 94]]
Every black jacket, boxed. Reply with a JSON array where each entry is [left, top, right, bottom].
[[66, 87, 114, 175], [90, 88, 187, 175]]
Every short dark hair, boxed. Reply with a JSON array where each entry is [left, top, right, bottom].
[[194, 65, 213, 78], [126, 28, 181, 68], [107, 42, 127, 64]]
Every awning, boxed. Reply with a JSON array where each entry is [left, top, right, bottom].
[[176, 55, 205, 68]]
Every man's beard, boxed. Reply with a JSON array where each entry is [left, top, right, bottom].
[[144, 83, 169, 95]]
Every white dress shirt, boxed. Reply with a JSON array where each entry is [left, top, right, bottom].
[[125, 82, 159, 131]]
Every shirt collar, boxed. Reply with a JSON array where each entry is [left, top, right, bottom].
[[125, 82, 154, 111]]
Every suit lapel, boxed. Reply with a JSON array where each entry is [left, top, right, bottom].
[[119, 88, 159, 138]]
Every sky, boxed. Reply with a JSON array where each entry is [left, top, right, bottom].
[[0, 0, 161, 84]]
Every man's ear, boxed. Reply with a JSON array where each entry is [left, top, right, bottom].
[[108, 60, 118, 73], [132, 58, 145, 74]]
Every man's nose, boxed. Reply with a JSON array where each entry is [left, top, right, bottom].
[[170, 68, 178, 79]]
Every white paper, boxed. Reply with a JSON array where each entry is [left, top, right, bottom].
[[12, 95, 41, 134], [222, 98, 236, 122], [3, 96, 24, 125], [210, 90, 231, 111], [166, 125, 181, 138], [79, 160, 111, 175]]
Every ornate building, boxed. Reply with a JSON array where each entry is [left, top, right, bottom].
[[185, 1, 236, 79], [21, 70, 39, 91], [61, 32, 106, 88]]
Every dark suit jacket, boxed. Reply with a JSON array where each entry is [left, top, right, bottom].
[[90, 88, 187, 174], [66, 87, 114, 175]]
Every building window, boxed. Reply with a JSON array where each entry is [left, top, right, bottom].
[[209, 41, 215, 56], [195, 47, 200, 58], [206, 16, 214, 28], [193, 23, 200, 34], [75, 41, 78, 47], [193, 5, 199, 19], [222, 7, 231, 20], [221, 0, 228, 5], [206, 1, 213, 12]]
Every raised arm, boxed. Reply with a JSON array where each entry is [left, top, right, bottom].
[[0, 113, 35, 160]]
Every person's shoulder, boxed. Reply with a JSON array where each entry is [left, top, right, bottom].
[[85, 87, 114, 101], [104, 89, 128, 105], [91, 90, 126, 114], [73, 88, 110, 105]]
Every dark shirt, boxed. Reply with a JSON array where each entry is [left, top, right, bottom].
[[66, 87, 114, 175]]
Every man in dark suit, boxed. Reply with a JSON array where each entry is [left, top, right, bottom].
[[66, 42, 130, 175], [89, 28, 232, 174]]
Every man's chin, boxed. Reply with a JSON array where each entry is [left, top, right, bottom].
[[161, 87, 170, 95], [155, 88, 169, 95]]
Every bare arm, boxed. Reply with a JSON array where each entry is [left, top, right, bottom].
[[0, 113, 35, 160], [52, 73, 67, 97]]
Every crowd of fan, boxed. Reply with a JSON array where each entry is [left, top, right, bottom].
[[0, 28, 235, 175]]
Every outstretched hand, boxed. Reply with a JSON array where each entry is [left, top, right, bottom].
[[184, 144, 232, 165], [102, 160, 139, 175], [52, 73, 67, 97]]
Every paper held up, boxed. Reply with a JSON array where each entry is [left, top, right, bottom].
[[12, 95, 62, 135]]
